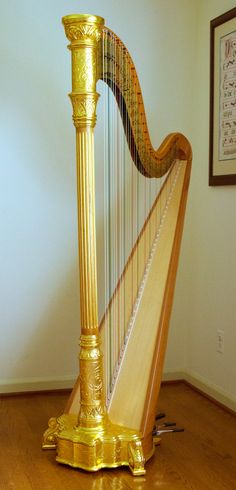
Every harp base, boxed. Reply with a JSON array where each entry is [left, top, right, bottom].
[[45, 413, 147, 475]]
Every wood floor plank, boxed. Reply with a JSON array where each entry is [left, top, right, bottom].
[[0, 383, 235, 489]]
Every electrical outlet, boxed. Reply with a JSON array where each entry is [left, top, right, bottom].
[[217, 330, 224, 354]]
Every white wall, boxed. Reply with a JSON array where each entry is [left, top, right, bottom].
[[187, 0, 236, 404], [165, 0, 236, 410], [0, 1, 80, 390]]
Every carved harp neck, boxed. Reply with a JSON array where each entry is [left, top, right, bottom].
[[99, 27, 192, 176]]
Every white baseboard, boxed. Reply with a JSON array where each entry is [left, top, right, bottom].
[[162, 369, 185, 382], [163, 368, 236, 413], [0, 375, 76, 394], [1, 370, 236, 414]]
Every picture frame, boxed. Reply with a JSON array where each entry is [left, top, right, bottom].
[[209, 7, 236, 185]]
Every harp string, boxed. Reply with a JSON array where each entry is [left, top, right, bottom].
[[101, 28, 180, 404]]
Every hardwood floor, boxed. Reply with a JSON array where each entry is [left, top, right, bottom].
[[0, 382, 236, 489]]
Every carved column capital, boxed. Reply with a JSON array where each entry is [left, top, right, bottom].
[[62, 14, 104, 127], [69, 93, 99, 128], [62, 14, 104, 46]]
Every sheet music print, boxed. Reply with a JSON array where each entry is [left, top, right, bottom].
[[219, 32, 236, 160]]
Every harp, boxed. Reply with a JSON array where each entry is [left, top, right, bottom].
[[43, 14, 192, 476]]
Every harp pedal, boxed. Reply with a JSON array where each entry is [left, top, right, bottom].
[[152, 415, 184, 446]]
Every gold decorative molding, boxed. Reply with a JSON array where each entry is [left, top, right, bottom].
[[72, 53, 96, 91], [79, 335, 105, 428], [62, 14, 103, 126], [56, 414, 146, 476], [42, 415, 67, 449], [64, 23, 102, 44], [63, 14, 104, 45], [69, 93, 99, 128], [42, 417, 59, 449]]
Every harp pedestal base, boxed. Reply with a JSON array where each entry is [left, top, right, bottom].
[[44, 413, 146, 476]]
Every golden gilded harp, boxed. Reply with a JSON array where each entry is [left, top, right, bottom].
[[42, 14, 192, 476]]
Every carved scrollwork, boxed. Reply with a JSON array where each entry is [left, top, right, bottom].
[[128, 440, 146, 475], [70, 93, 99, 127], [42, 414, 73, 450], [42, 417, 60, 449], [78, 98, 96, 118], [79, 404, 105, 420], [80, 360, 103, 401], [64, 24, 101, 44], [72, 51, 97, 92]]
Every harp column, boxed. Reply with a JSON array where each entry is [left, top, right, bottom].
[[62, 14, 105, 431]]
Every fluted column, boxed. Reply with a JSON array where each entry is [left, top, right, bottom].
[[62, 14, 105, 428]]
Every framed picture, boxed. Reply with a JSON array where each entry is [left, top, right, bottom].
[[209, 7, 236, 185]]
